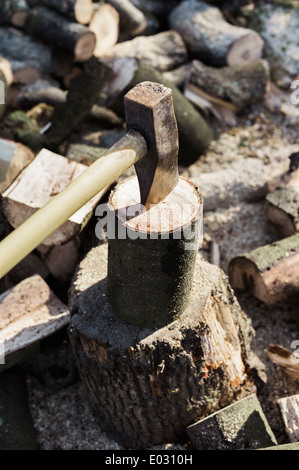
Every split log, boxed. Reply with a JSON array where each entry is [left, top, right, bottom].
[[103, 58, 213, 164], [89, 3, 119, 57], [26, 0, 94, 25], [108, 30, 188, 72], [246, 4, 299, 88], [277, 394, 299, 443], [0, 0, 29, 28], [266, 169, 299, 237], [69, 241, 255, 448], [266, 344, 299, 382], [0, 137, 34, 192], [37, 239, 80, 284], [2, 252, 50, 290], [0, 27, 53, 84], [0, 57, 14, 86], [44, 59, 111, 149], [228, 233, 299, 305], [169, 0, 264, 66], [105, 0, 147, 36], [190, 158, 269, 211], [26, 7, 96, 62], [187, 394, 277, 450], [1, 148, 108, 246], [0, 275, 69, 362], [186, 59, 270, 110]]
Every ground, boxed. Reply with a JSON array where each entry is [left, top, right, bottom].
[[24, 93, 299, 450]]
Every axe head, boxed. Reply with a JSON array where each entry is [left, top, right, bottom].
[[124, 81, 179, 209]]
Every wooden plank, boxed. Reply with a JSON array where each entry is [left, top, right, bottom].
[[0, 275, 69, 359]]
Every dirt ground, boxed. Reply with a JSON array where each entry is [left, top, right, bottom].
[[25, 95, 299, 450]]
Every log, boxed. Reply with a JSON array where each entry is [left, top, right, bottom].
[[108, 30, 188, 72], [105, 0, 147, 36], [186, 59, 270, 110], [266, 344, 299, 382], [0, 57, 14, 86], [44, 59, 112, 150], [1, 148, 108, 246], [0, 137, 34, 192], [162, 64, 190, 89], [17, 79, 67, 108], [5, 110, 44, 152], [228, 233, 299, 305], [277, 394, 299, 443], [0, 0, 29, 28], [107, 176, 202, 327], [266, 169, 299, 237], [0, 275, 69, 362], [0, 27, 52, 84], [246, 4, 299, 88], [187, 394, 277, 450], [26, 0, 94, 25], [89, 3, 119, 57], [3, 252, 50, 290], [103, 58, 213, 164], [37, 239, 80, 284], [0, 69, 8, 120], [131, 0, 180, 18], [190, 158, 269, 211], [26, 7, 96, 62], [168, 0, 264, 66], [68, 241, 255, 448]]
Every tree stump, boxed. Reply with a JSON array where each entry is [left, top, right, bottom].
[[69, 240, 255, 448]]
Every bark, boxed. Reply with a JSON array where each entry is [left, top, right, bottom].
[[108, 30, 188, 72], [0, 137, 34, 192], [107, 176, 202, 328], [44, 59, 112, 149], [246, 4, 299, 88], [169, 0, 264, 66], [131, 0, 181, 18], [187, 394, 277, 450], [1, 148, 107, 246], [266, 169, 299, 237], [106, 0, 147, 36], [26, 0, 93, 25], [162, 63, 190, 89], [0, 0, 29, 27], [5, 110, 44, 152], [17, 79, 67, 108], [187, 59, 270, 110], [26, 6, 96, 62], [228, 233, 299, 305], [69, 241, 254, 449], [104, 58, 213, 165], [89, 3, 119, 57]]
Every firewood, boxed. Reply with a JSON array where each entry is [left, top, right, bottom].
[[266, 168, 299, 237], [1, 148, 108, 246], [26, 0, 93, 25], [108, 30, 188, 72], [3, 252, 50, 290], [89, 3, 119, 57], [0, 275, 69, 360], [191, 158, 269, 211], [37, 239, 80, 284], [246, 4, 299, 88], [169, 0, 264, 66], [0, 0, 29, 28], [277, 394, 299, 442], [228, 233, 299, 305], [105, 0, 147, 36], [186, 59, 270, 110], [162, 63, 190, 89], [26, 7, 96, 62], [0, 57, 14, 85], [0, 137, 34, 192], [266, 344, 299, 382], [103, 58, 213, 164], [5, 110, 44, 152], [44, 59, 112, 149], [0, 70, 8, 120], [17, 79, 67, 108], [187, 394, 277, 450], [0, 27, 52, 84], [131, 0, 180, 18]]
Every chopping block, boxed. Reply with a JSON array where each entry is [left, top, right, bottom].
[[68, 82, 255, 449]]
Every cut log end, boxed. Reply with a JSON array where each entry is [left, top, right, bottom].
[[228, 257, 270, 304], [74, 31, 96, 62], [74, 0, 94, 25], [11, 11, 28, 28], [89, 4, 119, 58], [227, 31, 264, 66]]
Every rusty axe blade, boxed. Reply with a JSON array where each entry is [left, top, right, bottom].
[[124, 81, 179, 209]]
